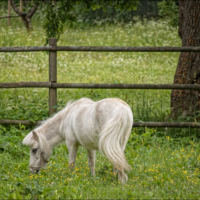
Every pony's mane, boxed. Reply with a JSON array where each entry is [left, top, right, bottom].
[[36, 99, 76, 128], [38, 133, 52, 157], [23, 130, 52, 158]]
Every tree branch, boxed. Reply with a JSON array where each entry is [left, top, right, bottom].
[[27, 4, 39, 19], [10, 0, 25, 16]]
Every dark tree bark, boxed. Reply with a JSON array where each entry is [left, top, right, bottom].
[[171, 0, 200, 118], [10, 0, 39, 32]]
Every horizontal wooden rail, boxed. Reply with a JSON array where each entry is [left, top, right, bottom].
[[0, 120, 199, 128], [0, 120, 37, 126], [1, 46, 200, 52], [0, 82, 51, 88], [133, 122, 200, 128], [52, 83, 200, 90], [1, 82, 200, 90], [56, 46, 200, 52], [0, 15, 19, 19]]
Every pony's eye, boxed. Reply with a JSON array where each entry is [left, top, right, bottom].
[[32, 148, 37, 153]]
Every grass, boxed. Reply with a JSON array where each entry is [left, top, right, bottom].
[[1, 9, 200, 199], [1, 127, 200, 199], [0, 15, 181, 122]]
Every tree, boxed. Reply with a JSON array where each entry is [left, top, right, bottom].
[[157, 0, 179, 28], [10, 0, 39, 32], [158, 0, 200, 119], [171, 0, 200, 118]]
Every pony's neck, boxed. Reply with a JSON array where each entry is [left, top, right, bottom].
[[37, 112, 64, 148]]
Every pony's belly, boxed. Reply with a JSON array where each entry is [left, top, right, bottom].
[[81, 143, 98, 151], [78, 134, 99, 151], [74, 120, 99, 150]]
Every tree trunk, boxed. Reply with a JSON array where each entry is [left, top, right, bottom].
[[171, 0, 200, 118], [21, 14, 33, 32]]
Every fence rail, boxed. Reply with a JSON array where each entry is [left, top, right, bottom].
[[1, 120, 199, 128], [1, 82, 200, 90], [1, 38, 200, 128], [1, 46, 200, 52], [0, 15, 19, 19]]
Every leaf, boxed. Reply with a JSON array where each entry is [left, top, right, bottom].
[[43, 187, 55, 194]]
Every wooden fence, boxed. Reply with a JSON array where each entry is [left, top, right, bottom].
[[1, 38, 200, 128]]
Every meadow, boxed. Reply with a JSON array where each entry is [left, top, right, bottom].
[[0, 8, 200, 199], [0, 18, 181, 123]]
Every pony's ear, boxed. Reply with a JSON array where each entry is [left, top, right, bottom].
[[32, 131, 39, 141], [22, 132, 32, 146]]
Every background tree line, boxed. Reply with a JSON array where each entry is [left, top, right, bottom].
[[0, 0, 162, 25]]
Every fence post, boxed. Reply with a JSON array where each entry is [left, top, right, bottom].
[[8, 0, 11, 26], [20, 0, 23, 22], [49, 38, 57, 116]]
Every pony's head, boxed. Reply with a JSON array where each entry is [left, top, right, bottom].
[[22, 130, 52, 173]]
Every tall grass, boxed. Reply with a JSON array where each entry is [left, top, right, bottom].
[[0, 12, 181, 123]]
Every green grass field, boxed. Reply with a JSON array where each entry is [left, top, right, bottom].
[[0, 16, 181, 122], [1, 10, 200, 199]]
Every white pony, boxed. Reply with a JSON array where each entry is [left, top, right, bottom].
[[23, 98, 133, 183]]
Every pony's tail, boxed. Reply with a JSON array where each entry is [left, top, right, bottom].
[[98, 107, 132, 173]]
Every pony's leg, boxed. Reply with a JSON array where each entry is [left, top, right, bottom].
[[87, 150, 95, 176], [118, 169, 128, 184], [113, 167, 127, 183], [68, 144, 79, 170], [113, 166, 118, 176]]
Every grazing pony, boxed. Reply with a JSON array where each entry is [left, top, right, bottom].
[[23, 98, 133, 183]]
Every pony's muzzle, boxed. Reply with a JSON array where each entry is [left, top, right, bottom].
[[30, 167, 40, 173]]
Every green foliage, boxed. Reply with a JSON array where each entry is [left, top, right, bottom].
[[43, 1, 77, 44], [157, 0, 179, 28], [0, 89, 48, 122], [76, 0, 160, 26], [43, 0, 138, 43]]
